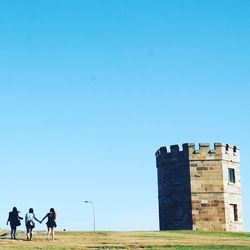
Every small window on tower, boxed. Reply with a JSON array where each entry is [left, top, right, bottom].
[[230, 204, 238, 221], [172, 169, 182, 184], [228, 168, 236, 183]]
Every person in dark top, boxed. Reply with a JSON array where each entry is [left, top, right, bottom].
[[6, 207, 23, 239], [41, 208, 57, 240]]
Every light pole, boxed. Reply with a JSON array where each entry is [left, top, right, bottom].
[[84, 200, 95, 231]]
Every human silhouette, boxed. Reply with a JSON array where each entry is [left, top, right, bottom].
[[41, 208, 57, 240], [6, 207, 23, 239], [25, 208, 41, 241]]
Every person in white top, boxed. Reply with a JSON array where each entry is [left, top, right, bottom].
[[25, 208, 41, 241]]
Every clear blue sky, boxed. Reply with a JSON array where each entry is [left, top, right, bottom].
[[0, 0, 249, 231]]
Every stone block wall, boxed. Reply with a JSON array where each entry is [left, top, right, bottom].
[[156, 145, 192, 230], [221, 145, 244, 231], [188, 143, 226, 231]]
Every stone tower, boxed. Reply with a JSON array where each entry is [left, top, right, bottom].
[[155, 143, 244, 231]]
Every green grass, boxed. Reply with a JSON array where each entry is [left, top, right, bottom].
[[0, 230, 249, 249]]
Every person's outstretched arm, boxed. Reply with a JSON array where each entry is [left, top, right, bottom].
[[33, 214, 42, 223], [40, 213, 48, 223]]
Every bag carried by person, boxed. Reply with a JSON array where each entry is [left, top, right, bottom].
[[16, 219, 21, 226]]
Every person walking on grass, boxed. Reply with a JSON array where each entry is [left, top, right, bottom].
[[6, 207, 23, 239], [41, 208, 57, 240], [25, 208, 41, 241]]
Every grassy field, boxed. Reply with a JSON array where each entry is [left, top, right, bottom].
[[0, 230, 250, 249]]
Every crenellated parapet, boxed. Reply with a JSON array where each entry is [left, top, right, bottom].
[[156, 143, 240, 163], [155, 144, 189, 166], [155, 143, 188, 158], [188, 143, 240, 162]]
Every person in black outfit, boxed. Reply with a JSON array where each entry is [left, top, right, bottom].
[[6, 207, 23, 239], [41, 208, 57, 240]]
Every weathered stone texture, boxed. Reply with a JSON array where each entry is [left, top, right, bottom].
[[156, 143, 244, 232]]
